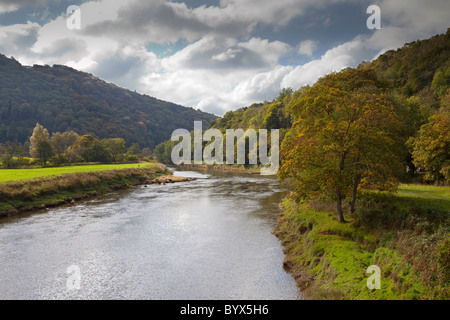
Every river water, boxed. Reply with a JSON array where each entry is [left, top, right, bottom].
[[0, 168, 301, 300]]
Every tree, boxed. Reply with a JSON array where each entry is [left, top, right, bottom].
[[141, 147, 152, 158], [154, 140, 176, 164], [69, 135, 108, 163], [30, 123, 53, 165], [36, 140, 54, 166], [276, 87, 293, 102], [411, 108, 450, 184], [51, 131, 79, 163], [389, 94, 428, 177], [431, 65, 450, 98], [126, 143, 141, 156], [279, 69, 404, 222], [0, 142, 25, 168], [101, 138, 125, 162]]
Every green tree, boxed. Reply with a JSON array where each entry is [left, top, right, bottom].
[[30, 123, 53, 165], [276, 87, 293, 103], [141, 147, 152, 158], [36, 140, 54, 166], [126, 143, 141, 156], [154, 140, 176, 164], [101, 138, 125, 162], [0, 142, 25, 168], [51, 131, 79, 163], [389, 94, 429, 177], [411, 108, 450, 183], [432, 65, 450, 98], [279, 69, 404, 222], [69, 135, 108, 163]]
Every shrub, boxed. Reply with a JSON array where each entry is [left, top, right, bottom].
[[19, 157, 36, 166], [125, 155, 138, 162], [48, 154, 67, 166]]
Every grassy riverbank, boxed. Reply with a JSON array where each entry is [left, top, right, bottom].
[[0, 163, 156, 183], [274, 184, 450, 300], [0, 163, 170, 217]]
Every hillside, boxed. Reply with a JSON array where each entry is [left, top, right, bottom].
[[362, 28, 450, 110], [0, 54, 217, 148]]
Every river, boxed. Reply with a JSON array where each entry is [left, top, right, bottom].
[[0, 168, 301, 300]]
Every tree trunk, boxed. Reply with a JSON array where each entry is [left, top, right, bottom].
[[350, 173, 361, 215], [336, 187, 345, 222]]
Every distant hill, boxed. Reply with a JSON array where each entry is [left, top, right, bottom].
[[0, 54, 217, 148]]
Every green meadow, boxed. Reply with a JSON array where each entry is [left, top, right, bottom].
[[0, 162, 167, 216], [398, 183, 450, 197], [0, 163, 155, 183]]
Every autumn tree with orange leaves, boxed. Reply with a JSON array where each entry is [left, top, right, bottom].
[[279, 69, 404, 222]]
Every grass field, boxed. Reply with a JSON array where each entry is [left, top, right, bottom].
[[0, 163, 156, 183], [398, 183, 450, 200], [396, 183, 450, 211]]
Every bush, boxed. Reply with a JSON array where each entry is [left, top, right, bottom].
[[18, 157, 36, 167], [48, 154, 67, 166], [125, 155, 138, 162], [0, 156, 20, 168]]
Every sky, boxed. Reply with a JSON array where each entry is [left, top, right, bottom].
[[0, 0, 449, 116]]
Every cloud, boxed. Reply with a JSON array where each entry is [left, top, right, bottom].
[[162, 37, 290, 72], [0, 3, 18, 14], [0, 0, 448, 117], [134, 36, 291, 115], [365, 0, 450, 54], [224, 65, 294, 107], [87, 45, 161, 92], [298, 40, 318, 56], [0, 21, 40, 57], [82, 0, 248, 45], [379, 0, 450, 34], [282, 37, 375, 90], [81, 0, 339, 45], [219, 37, 375, 113], [0, 0, 59, 14], [140, 35, 376, 116]]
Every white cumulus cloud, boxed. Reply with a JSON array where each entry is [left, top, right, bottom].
[[298, 40, 318, 56]]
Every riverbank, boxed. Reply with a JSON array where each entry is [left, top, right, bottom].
[[0, 163, 157, 183], [274, 186, 449, 300], [0, 163, 195, 218]]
